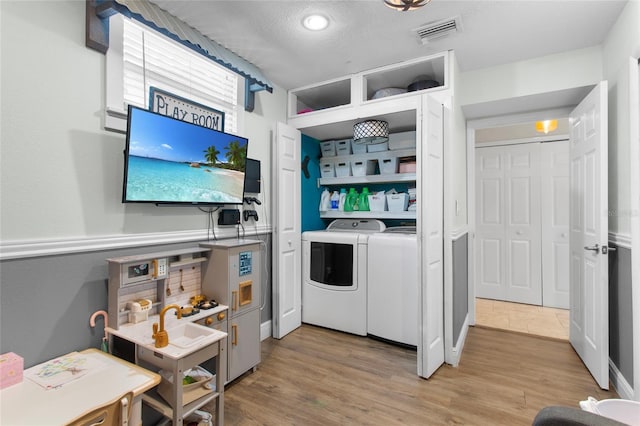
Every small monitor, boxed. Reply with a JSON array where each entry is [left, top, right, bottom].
[[244, 158, 261, 194]]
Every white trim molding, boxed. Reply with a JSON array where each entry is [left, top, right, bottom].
[[608, 232, 632, 250], [260, 320, 272, 342], [609, 358, 635, 400], [451, 226, 469, 241], [449, 313, 469, 367], [1, 225, 273, 260]]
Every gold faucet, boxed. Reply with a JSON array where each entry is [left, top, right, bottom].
[[152, 304, 181, 348]]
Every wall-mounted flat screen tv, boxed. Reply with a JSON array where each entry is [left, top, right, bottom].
[[123, 105, 249, 205]]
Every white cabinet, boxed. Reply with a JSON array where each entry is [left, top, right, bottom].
[[288, 52, 448, 120], [200, 240, 262, 383]]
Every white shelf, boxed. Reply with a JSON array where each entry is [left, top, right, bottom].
[[320, 210, 416, 220], [319, 173, 416, 186], [169, 257, 207, 269]]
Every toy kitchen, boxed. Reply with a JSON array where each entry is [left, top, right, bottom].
[[104, 240, 262, 426]]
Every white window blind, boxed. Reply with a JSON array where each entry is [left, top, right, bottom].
[[119, 17, 239, 134]]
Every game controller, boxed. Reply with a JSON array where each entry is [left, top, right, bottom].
[[243, 197, 262, 205], [243, 210, 258, 221]]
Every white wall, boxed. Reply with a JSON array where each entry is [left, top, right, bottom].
[[0, 0, 286, 246], [602, 0, 640, 237], [459, 46, 603, 107]]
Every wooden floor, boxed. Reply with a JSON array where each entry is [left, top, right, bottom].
[[218, 325, 617, 426], [475, 298, 570, 340]]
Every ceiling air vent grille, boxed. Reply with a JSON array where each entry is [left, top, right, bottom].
[[414, 16, 461, 44]]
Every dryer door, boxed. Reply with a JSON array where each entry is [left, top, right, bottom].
[[302, 232, 360, 292]]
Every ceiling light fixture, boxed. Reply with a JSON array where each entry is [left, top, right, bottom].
[[384, 0, 431, 11], [302, 14, 329, 31], [535, 119, 558, 134]]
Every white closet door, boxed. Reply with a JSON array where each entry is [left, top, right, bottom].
[[475, 143, 542, 305], [475, 146, 505, 301], [541, 140, 570, 309], [504, 143, 542, 305]]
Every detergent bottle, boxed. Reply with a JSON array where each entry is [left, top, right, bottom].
[[319, 188, 331, 211], [344, 188, 358, 212], [358, 187, 370, 211], [330, 190, 340, 210], [338, 188, 347, 211]]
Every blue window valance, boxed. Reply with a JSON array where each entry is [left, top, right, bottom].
[[87, 0, 273, 109]]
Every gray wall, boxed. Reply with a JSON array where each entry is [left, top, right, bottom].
[[0, 234, 272, 368], [452, 233, 469, 345], [609, 244, 634, 388]]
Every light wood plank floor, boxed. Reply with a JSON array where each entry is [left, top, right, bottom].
[[218, 324, 616, 426], [475, 298, 570, 340]]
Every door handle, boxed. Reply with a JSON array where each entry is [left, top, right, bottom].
[[232, 324, 238, 346], [232, 290, 238, 311], [584, 244, 600, 252]]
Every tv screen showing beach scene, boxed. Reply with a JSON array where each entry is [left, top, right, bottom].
[[123, 105, 248, 205]]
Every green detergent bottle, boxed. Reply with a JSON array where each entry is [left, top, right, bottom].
[[344, 188, 358, 212], [358, 187, 370, 211]]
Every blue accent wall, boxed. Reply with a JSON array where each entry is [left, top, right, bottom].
[[301, 134, 325, 232]]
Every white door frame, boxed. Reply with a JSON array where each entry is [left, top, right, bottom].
[[629, 57, 640, 401], [467, 106, 574, 327]]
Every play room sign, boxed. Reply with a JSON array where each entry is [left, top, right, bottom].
[[149, 87, 225, 131]]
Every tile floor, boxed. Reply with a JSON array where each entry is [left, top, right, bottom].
[[475, 298, 570, 340]]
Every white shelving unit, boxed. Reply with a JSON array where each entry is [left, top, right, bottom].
[[287, 53, 450, 224]]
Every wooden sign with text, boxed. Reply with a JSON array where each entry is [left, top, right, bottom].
[[149, 87, 225, 131]]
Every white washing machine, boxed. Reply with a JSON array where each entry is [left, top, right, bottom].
[[302, 219, 386, 336], [367, 226, 418, 346]]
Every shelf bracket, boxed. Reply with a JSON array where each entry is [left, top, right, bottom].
[[86, 0, 117, 54], [244, 79, 273, 112]]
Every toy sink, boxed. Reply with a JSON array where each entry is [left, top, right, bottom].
[[167, 322, 217, 349]]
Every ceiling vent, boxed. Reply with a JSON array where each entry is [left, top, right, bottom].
[[413, 16, 461, 44]]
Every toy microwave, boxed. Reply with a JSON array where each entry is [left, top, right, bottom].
[[120, 258, 168, 286]]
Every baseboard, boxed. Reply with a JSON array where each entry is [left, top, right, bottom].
[[260, 320, 272, 341], [609, 358, 634, 400], [448, 313, 469, 367]]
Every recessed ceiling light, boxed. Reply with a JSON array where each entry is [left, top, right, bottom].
[[303, 14, 329, 31]]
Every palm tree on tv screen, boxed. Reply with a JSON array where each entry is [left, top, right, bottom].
[[204, 145, 220, 166], [225, 140, 246, 171]]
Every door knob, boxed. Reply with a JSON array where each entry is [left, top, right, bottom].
[[584, 244, 600, 252]]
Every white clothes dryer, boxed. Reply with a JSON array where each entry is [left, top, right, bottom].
[[367, 226, 418, 346], [302, 219, 386, 336]]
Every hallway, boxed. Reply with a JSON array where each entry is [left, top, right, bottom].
[[475, 298, 570, 340]]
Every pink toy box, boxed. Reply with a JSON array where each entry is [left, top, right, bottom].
[[0, 352, 24, 389]]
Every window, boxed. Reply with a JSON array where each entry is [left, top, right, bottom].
[[106, 14, 241, 134]]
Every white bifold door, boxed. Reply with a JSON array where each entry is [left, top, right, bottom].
[[540, 140, 571, 309], [272, 122, 302, 339], [475, 143, 543, 305]]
